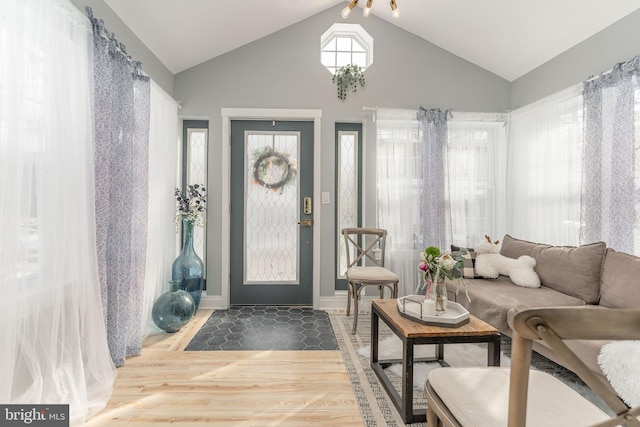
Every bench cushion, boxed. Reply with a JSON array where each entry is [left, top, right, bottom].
[[427, 367, 609, 427]]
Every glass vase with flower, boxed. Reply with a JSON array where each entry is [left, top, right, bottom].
[[171, 184, 207, 309], [417, 246, 470, 315]]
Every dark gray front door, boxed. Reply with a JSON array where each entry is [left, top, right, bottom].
[[230, 120, 314, 305]]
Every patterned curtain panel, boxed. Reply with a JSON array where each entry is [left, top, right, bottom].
[[87, 8, 151, 366], [581, 56, 640, 254], [417, 107, 451, 250]]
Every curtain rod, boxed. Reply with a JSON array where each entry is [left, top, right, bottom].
[[363, 106, 510, 123], [585, 66, 614, 83]]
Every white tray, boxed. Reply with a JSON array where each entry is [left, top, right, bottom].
[[396, 295, 470, 328]]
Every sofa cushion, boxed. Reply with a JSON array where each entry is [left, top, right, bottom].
[[451, 245, 480, 278], [448, 276, 586, 332], [506, 305, 609, 380], [600, 248, 640, 309], [500, 234, 606, 303]]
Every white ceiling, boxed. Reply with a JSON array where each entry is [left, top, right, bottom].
[[104, 0, 640, 82]]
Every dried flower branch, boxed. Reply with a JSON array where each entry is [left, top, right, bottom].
[[175, 184, 207, 228]]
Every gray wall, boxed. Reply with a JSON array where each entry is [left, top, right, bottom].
[[510, 9, 640, 109], [70, 0, 175, 96], [68, 0, 640, 301], [174, 4, 510, 298]]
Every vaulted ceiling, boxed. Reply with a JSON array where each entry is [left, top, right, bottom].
[[104, 0, 640, 82]]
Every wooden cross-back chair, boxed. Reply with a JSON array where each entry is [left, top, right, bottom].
[[342, 228, 399, 334], [425, 306, 640, 426]]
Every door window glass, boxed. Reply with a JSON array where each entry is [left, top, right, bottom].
[[244, 132, 300, 284]]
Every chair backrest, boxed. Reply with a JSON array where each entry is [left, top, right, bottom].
[[341, 228, 387, 269], [509, 307, 640, 427]]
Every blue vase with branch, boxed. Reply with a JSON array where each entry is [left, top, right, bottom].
[[172, 184, 207, 309]]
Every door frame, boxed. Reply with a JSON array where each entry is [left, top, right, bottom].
[[221, 108, 322, 309]]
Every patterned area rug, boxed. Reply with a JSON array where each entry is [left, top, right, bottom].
[[330, 312, 408, 426], [329, 311, 607, 427]]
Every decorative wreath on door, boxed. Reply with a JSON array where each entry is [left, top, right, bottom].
[[252, 147, 297, 194]]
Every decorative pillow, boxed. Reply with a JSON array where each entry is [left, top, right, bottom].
[[598, 341, 640, 407], [450, 245, 480, 279], [599, 248, 640, 309]]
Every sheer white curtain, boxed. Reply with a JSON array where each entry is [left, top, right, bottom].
[[0, 0, 115, 424], [376, 109, 422, 296], [141, 81, 180, 337], [448, 112, 508, 247], [507, 84, 584, 246]]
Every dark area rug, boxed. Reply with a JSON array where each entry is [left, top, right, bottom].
[[184, 306, 338, 351]]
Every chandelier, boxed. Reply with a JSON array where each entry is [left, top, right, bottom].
[[341, 0, 399, 19]]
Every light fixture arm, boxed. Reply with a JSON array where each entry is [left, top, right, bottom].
[[390, 0, 399, 19], [363, 0, 373, 17], [341, 0, 359, 19], [341, 0, 399, 19]]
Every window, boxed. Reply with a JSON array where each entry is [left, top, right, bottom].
[[335, 123, 362, 290], [321, 24, 373, 74], [448, 114, 508, 247], [375, 109, 505, 295], [375, 109, 422, 296], [508, 86, 583, 246], [182, 121, 208, 280]]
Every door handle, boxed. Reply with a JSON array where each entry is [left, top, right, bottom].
[[297, 218, 313, 227]]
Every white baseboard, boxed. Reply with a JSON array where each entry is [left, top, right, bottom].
[[198, 294, 224, 309]]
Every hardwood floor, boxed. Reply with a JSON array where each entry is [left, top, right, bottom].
[[83, 309, 364, 427]]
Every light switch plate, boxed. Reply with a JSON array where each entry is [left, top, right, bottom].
[[321, 192, 330, 204]]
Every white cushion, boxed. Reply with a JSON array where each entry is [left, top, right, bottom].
[[346, 266, 398, 282], [428, 367, 609, 427], [598, 340, 640, 407]]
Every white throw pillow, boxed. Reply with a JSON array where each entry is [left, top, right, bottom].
[[598, 341, 640, 407]]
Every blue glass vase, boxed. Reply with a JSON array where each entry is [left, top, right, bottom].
[[152, 280, 195, 333], [172, 217, 204, 309]]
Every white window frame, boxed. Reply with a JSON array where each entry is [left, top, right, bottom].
[[320, 23, 373, 74]]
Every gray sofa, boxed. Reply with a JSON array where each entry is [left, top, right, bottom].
[[447, 234, 640, 389]]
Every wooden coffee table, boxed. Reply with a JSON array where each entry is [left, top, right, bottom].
[[371, 298, 501, 424]]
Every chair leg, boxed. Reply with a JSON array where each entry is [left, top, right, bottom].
[[427, 406, 439, 427], [351, 286, 360, 335], [346, 282, 352, 317]]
